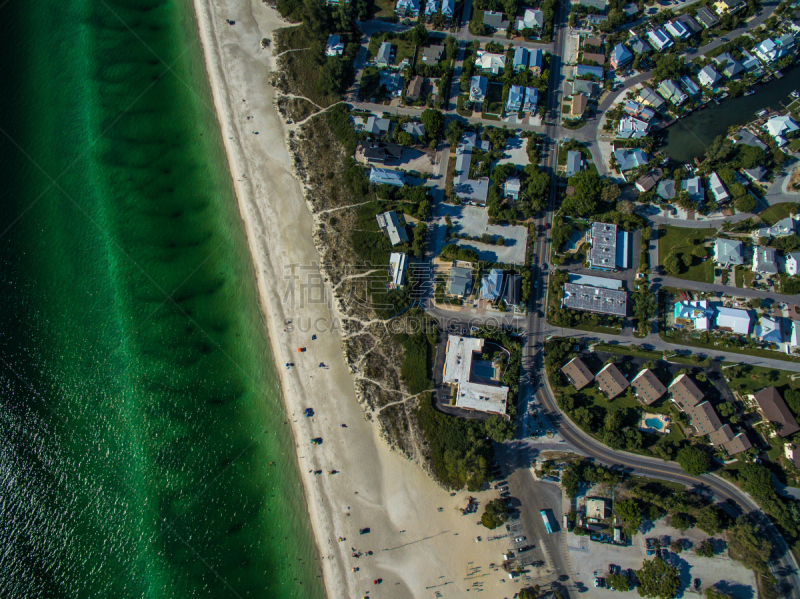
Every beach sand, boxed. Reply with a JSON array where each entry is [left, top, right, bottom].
[[191, 1, 532, 596]]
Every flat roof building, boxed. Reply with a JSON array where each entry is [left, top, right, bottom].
[[563, 283, 627, 316], [585, 497, 609, 519], [595, 363, 629, 399], [588, 222, 618, 271], [668, 373, 704, 410], [562, 357, 594, 390], [631, 369, 666, 405], [389, 252, 407, 288], [442, 335, 509, 415]]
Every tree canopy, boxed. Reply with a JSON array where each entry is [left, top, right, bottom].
[[635, 558, 680, 599], [676, 446, 711, 475]]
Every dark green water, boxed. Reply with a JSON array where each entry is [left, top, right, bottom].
[[0, 1, 322, 597], [663, 65, 799, 163]]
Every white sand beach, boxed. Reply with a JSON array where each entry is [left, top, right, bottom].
[[191, 1, 526, 596]]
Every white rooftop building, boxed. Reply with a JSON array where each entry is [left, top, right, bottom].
[[442, 335, 509, 415], [389, 252, 408, 288], [708, 172, 729, 202], [715, 307, 751, 335]]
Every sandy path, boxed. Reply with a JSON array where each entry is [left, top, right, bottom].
[[191, 1, 527, 597]]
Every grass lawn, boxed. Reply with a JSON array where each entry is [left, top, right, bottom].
[[759, 203, 796, 226], [456, 94, 474, 117], [722, 362, 800, 395], [661, 328, 800, 363], [367, 33, 416, 66], [593, 343, 711, 367], [789, 139, 800, 153], [657, 225, 716, 283], [372, 0, 396, 18], [558, 142, 592, 166], [486, 81, 504, 115]]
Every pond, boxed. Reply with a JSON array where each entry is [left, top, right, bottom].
[[662, 65, 799, 163]]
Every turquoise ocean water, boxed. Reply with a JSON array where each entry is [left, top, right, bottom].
[[0, 0, 323, 596]]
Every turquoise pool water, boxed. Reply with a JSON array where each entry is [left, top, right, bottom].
[[644, 418, 663, 430]]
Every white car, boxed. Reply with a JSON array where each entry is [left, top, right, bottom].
[[514, 536, 525, 542]]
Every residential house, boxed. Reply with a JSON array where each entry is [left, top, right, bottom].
[[610, 43, 633, 70], [566, 151, 583, 178], [715, 53, 744, 78], [575, 64, 604, 80], [395, 0, 420, 17], [665, 20, 691, 41], [379, 71, 404, 96], [376, 210, 409, 244], [734, 129, 768, 150], [389, 252, 408, 288], [657, 79, 688, 106], [714, 0, 745, 13], [744, 166, 767, 183], [505, 178, 521, 201], [447, 266, 473, 297], [669, 374, 704, 410], [682, 176, 705, 202], [628, 34, 651, 54], [480, 269, 504, 300], [561, 357, 594, 390], [754, 38, 786, 63], [325, 34, 345, 57], [588, 14, 608, 26], [657, 179, 676, 200], [753, 246, 779, 275], [751, 387, 800, 437], [583, 36, 603, 50], [406, 75, 425, 101], [685, 401, 723, 436], [503, 274, 522, 306], [623, 2, 640, 17], [370, 167, 406, 187], [708, 424, 752, 456], [715, 306, 751, 334], [375, 41, 394, 67], [680, 76, 702, 97], [476, 51, 506, 75], [469, 75, 488, 103], [673, 299, 713, 330], [695, 6, 720, 28], [365, 115, 392, 137], [756, 216, 796, 239], [529, 48, 544, 74], [580, 0, 608, 9], [571, 94, 589, 118], [441, 0, 454, 21], [572, 79, 599, 97], [647, 28, 674, 52], [618, 116, 649, 139], [516, 8, 544, 32], [677, 13, 703, 35], [637, 86, 666, 111], [756, 315, 783, 343], [360, 140, 403, 163], [424, 0, 438, 20], [708, 172, 729, 202], [483, 11, 510, 33], [623, 100, 655, 121], [402, 121, 426, 139], [453, 135, 490, 203], [698, 65, 722, 88], [786, 252, 800, 276], [513, 47, 529, 71], [595, 363, 629, 399], [713, 238, 744, 267], [614, 148, 649, 172], [524, 87, 539, 112], [765, 116, 799, 147], [776, 33, 796, 51], [422, 45, 444, 63], [631, 369, 667, 405], [583, 52, 606, 65], [739, 48, 761, 73], [635, 170, 662, 192], [506, 85, 524, 112]]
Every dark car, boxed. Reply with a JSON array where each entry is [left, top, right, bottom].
[[694, 578, 702, 590]]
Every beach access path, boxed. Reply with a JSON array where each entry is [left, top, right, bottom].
[[192, 1, 544, 597]]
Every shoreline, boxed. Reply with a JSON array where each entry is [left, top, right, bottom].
[[189, 1, 528, 597]]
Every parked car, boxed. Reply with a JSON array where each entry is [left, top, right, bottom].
[[594, 578, 605, 588]]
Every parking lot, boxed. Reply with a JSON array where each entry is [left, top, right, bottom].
[[566, 517, 757, 598], [448, 205, 528, 264]]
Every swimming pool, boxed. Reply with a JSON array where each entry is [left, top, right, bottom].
[[644, 418, 663, 430]]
